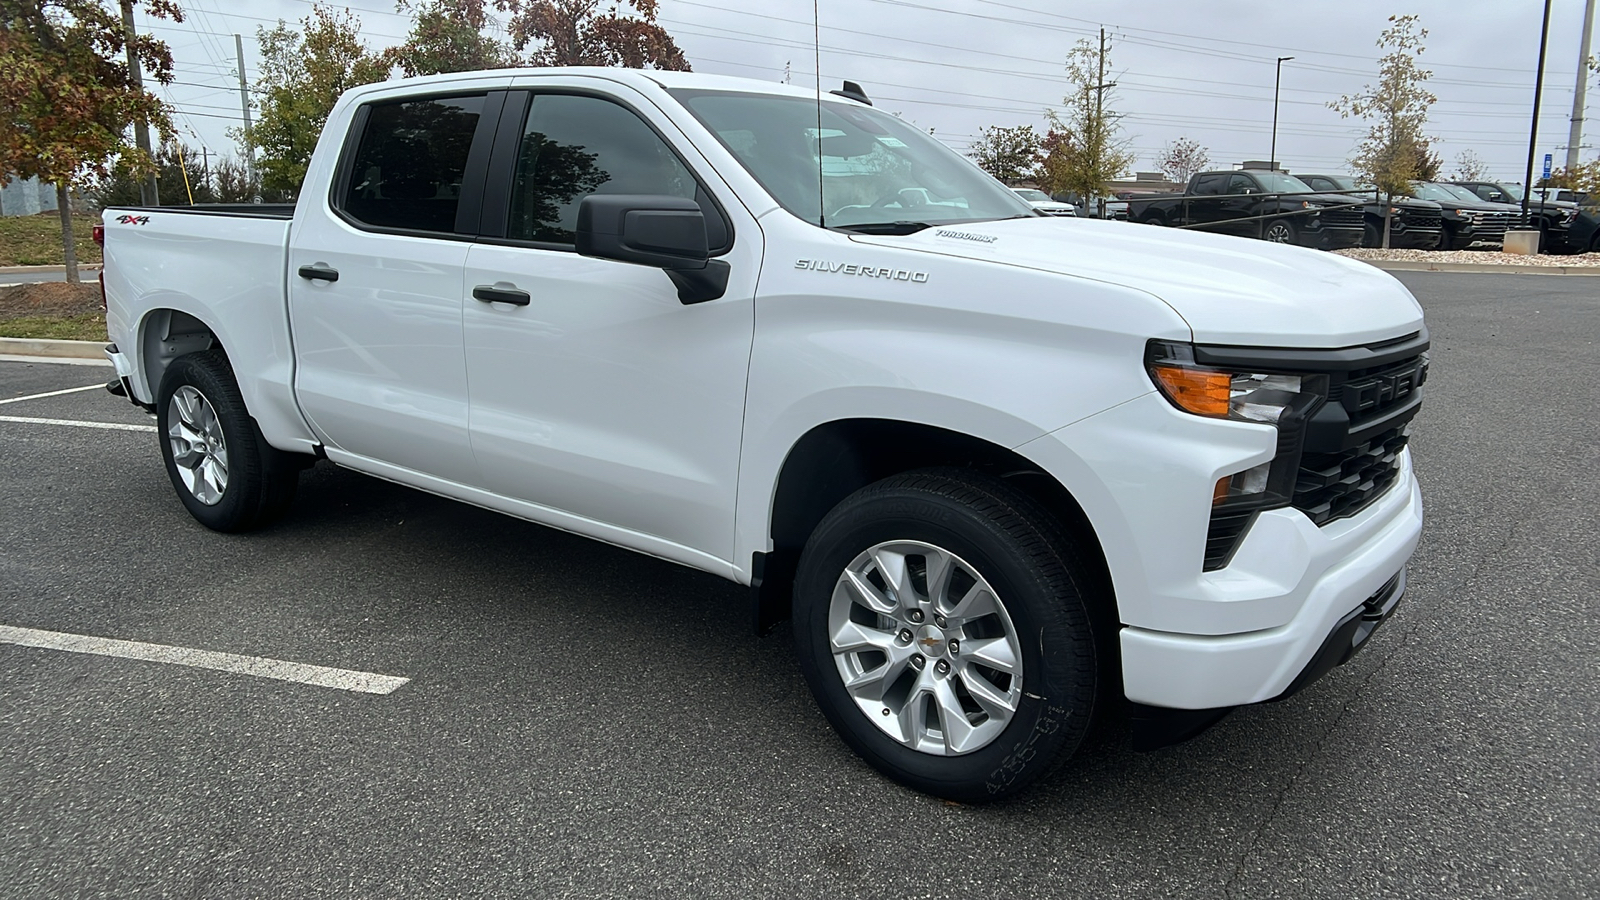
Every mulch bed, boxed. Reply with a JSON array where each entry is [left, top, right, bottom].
[[0, 280, 105, 322]]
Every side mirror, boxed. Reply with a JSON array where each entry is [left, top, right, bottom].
[[576, 194, 729, 304]]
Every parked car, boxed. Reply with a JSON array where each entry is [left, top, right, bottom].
[[1406, 182, 1518, 250], [1127, 169, 1367, 249], [1451, 181, 1580, 252], [1295, 174, 1444, 250], [100, 68, 1427, 802], [1011, 188, 1076, 216]]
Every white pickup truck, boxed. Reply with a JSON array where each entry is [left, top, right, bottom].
[[102, 68, 1426, 801]]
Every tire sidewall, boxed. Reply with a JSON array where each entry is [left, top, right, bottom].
[[156, 354, 258, 531], [1266, 220, 1295, 244], [794, 485, 1096, 801]]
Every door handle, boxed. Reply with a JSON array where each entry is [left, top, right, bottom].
[[297, 264, 339, 282], [473, 285, 531, 306]]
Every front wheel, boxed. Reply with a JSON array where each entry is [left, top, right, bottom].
[[1263, 219, 1297, 244], [792, 469, 1104, 802], [157, 350, 300, 532]]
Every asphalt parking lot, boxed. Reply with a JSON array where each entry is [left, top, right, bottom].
[[1, 272, 1596, 899]]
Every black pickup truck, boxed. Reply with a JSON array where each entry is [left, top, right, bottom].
[[1296, 174, 1444, 249], [1127, 170, 1366, 249], [1407, 182, 1518, 250], [1452, 181, 1580, 252]]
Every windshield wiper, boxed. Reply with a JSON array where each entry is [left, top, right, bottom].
[[834, 221, 935, 235]]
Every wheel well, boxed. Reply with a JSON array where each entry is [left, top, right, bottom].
[[755, 418, 1114, 633], [140, 309, 220, 397]]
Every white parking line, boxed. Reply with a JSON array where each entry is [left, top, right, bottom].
[[0, 354, 110, 367], [0, 415, 155, 432], [0, 624, 410, 695], [0, 383, 107, 405]]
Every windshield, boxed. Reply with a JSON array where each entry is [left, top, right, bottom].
[[1013, 189, 1051, 201], [1252, 171, 1316, 193], [1499, 184, 1526, 201], [671, 89, 1033, 229], [1410, 183, 1459, 202], [1436, 184, 1488, 204]]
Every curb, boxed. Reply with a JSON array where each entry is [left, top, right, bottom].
[[1352, 259, 1600, 276], [0, 336, 107, 360], [0, 265, 100, 276]]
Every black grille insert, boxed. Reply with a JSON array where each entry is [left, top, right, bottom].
[[1294, 426, 1409, 526]]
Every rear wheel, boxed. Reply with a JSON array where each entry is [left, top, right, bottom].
[[157, 351, 301, 532], [792, 469, 1104, 802]]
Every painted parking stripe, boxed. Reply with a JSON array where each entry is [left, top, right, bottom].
[[0, 383, 107, 405], [0, 414, 156, 432], [0, 354, 110, 367], [0, 624, 410, 695]]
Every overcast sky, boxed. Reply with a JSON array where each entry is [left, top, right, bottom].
[[141, 0, 1596, 183]]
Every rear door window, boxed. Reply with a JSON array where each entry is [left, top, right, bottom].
[[1191, 174, 1226, 196], [339, 94, 486, 234]]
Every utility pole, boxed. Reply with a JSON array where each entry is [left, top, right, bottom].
[[1568, 0, 1597, 171], [119, 0, 159, 206], [235, 33, 258, 201], [1271, 56, 1294, 172], [1523, 0, 1554, 224]]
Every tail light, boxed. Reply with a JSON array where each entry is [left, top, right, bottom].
[[92, 223, 105, 245]]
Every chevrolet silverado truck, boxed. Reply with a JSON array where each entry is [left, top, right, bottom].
[[102, 69, 1427, 802], [1407, 182, 1517, 250], [1452, 180, 1580, 252], [1295, 174, 1445, 250], [1126, 169, 1368, 249]]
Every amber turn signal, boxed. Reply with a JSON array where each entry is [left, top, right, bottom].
[[1149, 365, 1230, 418]]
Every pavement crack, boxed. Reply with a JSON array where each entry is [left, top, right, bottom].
[[1222, 512, 1516, 899]]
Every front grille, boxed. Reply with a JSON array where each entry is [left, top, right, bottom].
[[1475, 213, 1513, 235], [1404, 212, 1442, 231], [1294, 426, 1409, 526], [1327, 353, 1428, 425], [1323, 208, 1364, 227]]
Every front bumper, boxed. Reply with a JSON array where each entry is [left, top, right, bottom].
[[1119, 469, 1421, 710]]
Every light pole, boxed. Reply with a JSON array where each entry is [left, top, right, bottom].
[[1271, 56, 1294, 172]]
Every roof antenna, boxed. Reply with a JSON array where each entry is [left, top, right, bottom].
[[813, 0, 825, 228]]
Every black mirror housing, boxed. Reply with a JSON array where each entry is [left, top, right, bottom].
[[576, 195, 709, 270]]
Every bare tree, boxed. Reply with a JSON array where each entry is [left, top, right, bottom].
[[969, 124, 1043, 184], [1451, 150, 1488, 182], [1157, 138, 1210, 186]]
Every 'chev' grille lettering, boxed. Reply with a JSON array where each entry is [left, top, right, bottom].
[[1340, 356, 1428, 418]]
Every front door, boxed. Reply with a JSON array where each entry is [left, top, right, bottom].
[[462, 88, 759, 563]]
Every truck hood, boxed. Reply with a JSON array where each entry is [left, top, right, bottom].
[[848, 217, 1425, 347]]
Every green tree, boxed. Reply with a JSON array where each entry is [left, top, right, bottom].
[[241, 4, 390, 198], [1330, 15, 1437, 198], [968, 124, 1042, 184], [0, 0, 182, 282], [495, 0, 690, 69], [388, 0, 517, 77], [90, 139, 216, 207], [1041, 37, 1133, 206]]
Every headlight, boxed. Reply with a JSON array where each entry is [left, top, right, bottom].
[[1147, 340, 1330, 569], [1146, 341, 1305, 424]]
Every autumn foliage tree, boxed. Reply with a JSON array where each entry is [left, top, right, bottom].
[[242, 3, 390, 198], [1041, 38, 1133, 205], [388, 0, 517, 77], [494, 0, 690, 69], [1156, 137, 1210, 186], [968, 124, 1042, 184], [0, 0, 182, 282], [1330, 15, 1437, 198]]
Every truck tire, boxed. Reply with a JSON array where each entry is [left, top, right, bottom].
[[156, 350, 300, 533], [1263, 219, 1297, 244], [1362, 222, 1382, 248], [792, 468, 1104, 802], [1434, 225, 1453, 251]]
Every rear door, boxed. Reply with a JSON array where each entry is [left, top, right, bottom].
[[288, 90, 503, 485], [460, 83, 761, 564]]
